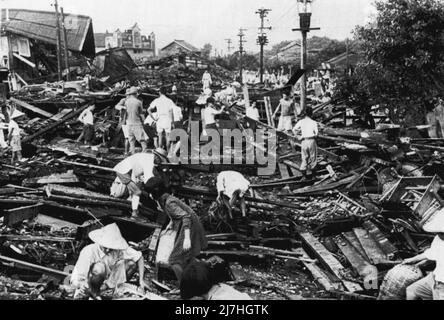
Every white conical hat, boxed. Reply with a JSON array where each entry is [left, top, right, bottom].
[[88, 223, 129, 250], [423, 208, 444, 234]]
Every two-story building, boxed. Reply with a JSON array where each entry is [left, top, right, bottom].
[[94, 23, 156, 61]]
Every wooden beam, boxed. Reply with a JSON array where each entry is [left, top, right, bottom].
[[4, 204, 43, 227], [362, 221, 397, 259], [294, 248, 342, 292], [353, 228, 388, 265], [10, 97, 53, 118], [298, 232, 363, 293], [335, 235, 376, 278], [0, 255, 69, 278]]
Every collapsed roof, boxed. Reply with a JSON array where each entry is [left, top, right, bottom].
[[1, 8, 96, 58]]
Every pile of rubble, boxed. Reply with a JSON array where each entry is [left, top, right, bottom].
[[0, 64, 444, 300]]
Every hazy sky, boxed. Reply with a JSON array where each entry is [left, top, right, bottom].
[[1, 0, 376, 54]]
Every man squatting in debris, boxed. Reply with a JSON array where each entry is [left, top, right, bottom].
[[216, 171, 252, 219], [404, 214, 444, 300], [70, 223, 147, 300], [293, 107, 318, 180], [110, 148, 170, 218], [148, 86, 175, 152], [116, 86, 148, 154], [77, 102, 96, 145], [151, 178, 207, 283]]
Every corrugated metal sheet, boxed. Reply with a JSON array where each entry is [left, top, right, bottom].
[[1, 8, 95, 58]]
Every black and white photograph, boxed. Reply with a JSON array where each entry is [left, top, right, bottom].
[[0, 0, 443, 308]]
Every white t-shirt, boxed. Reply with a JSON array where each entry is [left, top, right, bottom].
[[424, 235, 444, 283], [8, 120, 20, 137], [149, 95, 174, 124], [217, 171, 250, 200], [204, 106, 220, 126], [293, 117, 318, 139], [113, 153, 155, 184]]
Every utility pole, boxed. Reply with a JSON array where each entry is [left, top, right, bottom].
[[53, 0, 63, 81], [293, 0, 320, 112], [237, 28, 247, 84], [61, 7, 70, 81], [225, 38, 234, 56], [256, 8, 271, 84]]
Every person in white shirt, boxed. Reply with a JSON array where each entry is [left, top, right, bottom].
[[216, 171, 251, 219], [202, 70, 212, 91], [8, 116, 22, 164], [70, 223, 146, 300], [77, 103, 96, 145], [404, 212, 444, 300], [203, 97, 226, 132], [148, 87, 175, 152], [245, 101, 260, 132], [273, 92, 295, 134], [0, 113, 7, 150], [293, 107, 318, 179]]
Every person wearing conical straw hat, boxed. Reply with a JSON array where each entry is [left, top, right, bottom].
[[403, 209, 444, 300], [70, 223, 147, 299]]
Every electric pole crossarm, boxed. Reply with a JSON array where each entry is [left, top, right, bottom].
[[256, 8, 272, 84]]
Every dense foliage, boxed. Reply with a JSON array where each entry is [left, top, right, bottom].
[[335, 0, 444, 125]]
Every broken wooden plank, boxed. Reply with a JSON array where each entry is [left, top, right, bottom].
[[294, 248, 342, 292], [148, 227, 162, 262], [10, 97, 53, 118], [353, 228, 388, 265], [298, 232, 363, 293], [22, 103, 89, 144], [335, 235, 376, 279], [0, 255, 69, 278], [362, 221, 397, 259], [0, 235, 75, 243], [342, 231, 369, 261], [23, 171, 79, 187], [278, 163, 291, 179], [4, 204, 44, 227]]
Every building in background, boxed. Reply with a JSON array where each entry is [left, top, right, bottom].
[[94, 23, 156, 62], [160, 40, 200, 57]]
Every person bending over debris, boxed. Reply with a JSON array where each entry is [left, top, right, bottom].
[[152, 183, 207, 283], [77, 103, 96, 145], [293, 107, 318, 180], [116, 87, 148, 154], [148, 87, 175, 152], [180, 257, 252, 300], [110, 150, 169, 218], [204, 97, 226, 134], [70, 223, 147, 300], [404, 214, 444, 300], [7, 112, 22, 164], [216, 171, 251, 219]]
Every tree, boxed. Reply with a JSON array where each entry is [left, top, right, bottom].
[[201, 43, 213, 59], [335, 0, 444, 125]]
